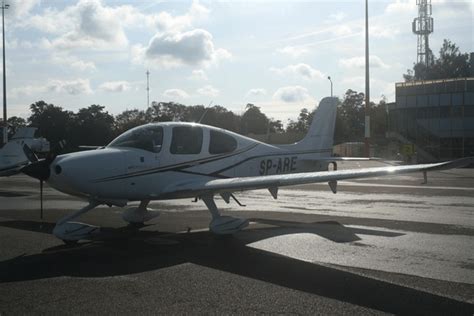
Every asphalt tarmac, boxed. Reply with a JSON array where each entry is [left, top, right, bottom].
[[0, 162, 473, 314]]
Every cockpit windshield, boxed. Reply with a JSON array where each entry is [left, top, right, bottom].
[[108, 125, 163, 153]]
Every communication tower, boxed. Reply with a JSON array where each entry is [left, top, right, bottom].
[[146, 70, 150, 108], [412, 0, 434, 66]]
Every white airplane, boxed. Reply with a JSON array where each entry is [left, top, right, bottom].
[[0, 127, 49, 177], [21, 97, 472, 243]]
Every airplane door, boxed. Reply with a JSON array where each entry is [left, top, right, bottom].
[[124, 150, 161, 197], [121, 125, 164, 197]]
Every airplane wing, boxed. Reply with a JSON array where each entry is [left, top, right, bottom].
[[299, 157, 380, 163], [0, 164, 25, 177], [162, 157, 473, 198]]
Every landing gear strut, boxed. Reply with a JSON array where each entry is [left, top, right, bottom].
[[202, 194, 249, 235], [53, 201, 101, 243]]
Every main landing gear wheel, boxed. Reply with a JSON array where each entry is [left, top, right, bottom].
[[122, 200, 160, 225], [202, 195, 249, 235]]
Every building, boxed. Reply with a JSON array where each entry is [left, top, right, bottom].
[[388, 77, 474, 161]]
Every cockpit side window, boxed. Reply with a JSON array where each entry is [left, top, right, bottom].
[[170, 126, 203, 154], [108, 126, 163, 153], [209, 130, 237, 154]]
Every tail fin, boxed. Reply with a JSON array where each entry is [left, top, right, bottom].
[[11, 127, 37, 139], [283, 97, 338, 152]]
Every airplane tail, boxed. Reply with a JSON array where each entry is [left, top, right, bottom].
[[11, 127, 37, 139], [281, 97, 338, 153]]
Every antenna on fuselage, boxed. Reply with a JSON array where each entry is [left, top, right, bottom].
[[197, 100, 213, 124]]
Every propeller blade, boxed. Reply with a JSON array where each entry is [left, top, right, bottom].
[[23, 144, 39, 163], [21, 159, 51, 181], [40, 180, 43, 220]]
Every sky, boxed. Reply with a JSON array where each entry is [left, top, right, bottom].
[[3, 0, 473, 123]]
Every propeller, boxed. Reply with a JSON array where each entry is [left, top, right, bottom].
[[21, 144, 58, 219]]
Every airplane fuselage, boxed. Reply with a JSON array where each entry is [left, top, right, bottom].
[[47, 122, 332, 203]]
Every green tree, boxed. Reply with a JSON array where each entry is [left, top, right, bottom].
[[147, 101, 188, 122], [286, 108, 314, 134], [28, 101, 74, 150], [335, 90, 366, 143], [6, 116, 27, 136], [199, 105, 241, 132], [240, 103, 269, 134], [115, 109, 149, 135], [70, 105, 115, 146], [370, 97, 388, 140], [404, 39, 470, 81]]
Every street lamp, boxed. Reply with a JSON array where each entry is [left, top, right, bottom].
[[365, 0, 371, 157], [1, 0, 8, 146], [327, 76, 333, 97]]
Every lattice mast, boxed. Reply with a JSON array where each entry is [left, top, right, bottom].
[[412, 0, 434, 66], [146, 70, 150, 108]]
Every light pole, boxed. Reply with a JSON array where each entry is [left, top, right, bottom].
[[1, 0, 8, 146], [364, 0, 371, 157], [327, 76, 333, 97]]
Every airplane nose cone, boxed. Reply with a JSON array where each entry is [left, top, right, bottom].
[[21, 159, 51, 181]]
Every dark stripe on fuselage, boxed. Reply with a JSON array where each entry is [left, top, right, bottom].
[[210, 148, 332, 175], [94, 146, 332, 183], [93, 143, 259, 183]]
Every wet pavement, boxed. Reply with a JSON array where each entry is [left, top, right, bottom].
[[0, 162, 473, 314]]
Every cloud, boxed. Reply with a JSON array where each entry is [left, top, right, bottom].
[[197, 85, 219, 97], [370, 25, 400, 39], [332, 25, 353, 37], [385, 0, 416, 14], [47, 79, 93, 95], [99, 81, 131, 93], [141, 29, 231, 68], [277, 46, 309, 58], [154, 0, 210, 33], [20, 0, 129, 50], [189, 69, 208, 81], [339, 55, 390, 69], [51, 54, 96, 71], [270, 63, 324, 80], [246, 88, 267, 98], [8, 0, 40, 18], [384, 0, 471, 17], [162, 88, 190, 99], [12, 78, 93, 98], [327, 12, 346, 22], [273, 86, 311, 103]]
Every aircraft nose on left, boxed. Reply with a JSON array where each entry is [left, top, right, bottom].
[[48, 148, 126, 197]]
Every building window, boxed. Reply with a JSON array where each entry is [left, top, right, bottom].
[[452, 93, 463, 106], [440, 93, 451, 106], [428, 94, 439, 107]]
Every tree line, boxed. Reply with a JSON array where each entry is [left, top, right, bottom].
[[2, 90, 388, 152]]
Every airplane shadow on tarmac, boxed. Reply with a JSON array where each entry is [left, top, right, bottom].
[[0, 219, 473, 315]]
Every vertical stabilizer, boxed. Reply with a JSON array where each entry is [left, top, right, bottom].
[[11, 127, 37, 139], [284, 97, 338, 152]]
